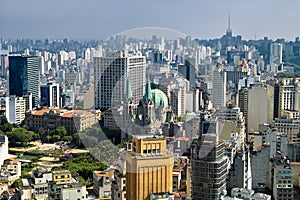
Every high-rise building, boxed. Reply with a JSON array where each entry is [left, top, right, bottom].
[[40, 83, 60, 108], [178, 58, 196, 87], [247, 84, 274, 133], [126, 135, 173, 200], [212, 65, 227, 109], [9, 56, 40, 108], [0, 50, 9, 77], [5, 95, 26, 124], [94, 50, 146, 110], [191, 133, 228, 199], [238, 86, 248, 126], [274, 78, 300, 119], [270, 43, 283, 64]]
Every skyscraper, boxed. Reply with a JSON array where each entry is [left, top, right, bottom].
[[191, 132, 228, 199], [270, 43, 283, 64], [212, 65, 227, 109], [0, 50, 9, 77], [40, 83, 60, 108], [126, 135, 173, 200], [238, 86, 248, 127], [247, 83, 274, 133], [94, 50, 146, 110], [9, 56, 40, 108]]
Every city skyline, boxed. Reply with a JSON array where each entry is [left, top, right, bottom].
[[1, 0, 300, 41]]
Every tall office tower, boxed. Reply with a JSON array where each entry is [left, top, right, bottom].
[[40, 83, 60, 108], [126, 135, 173, 200], [247, 83, 274, 133], [9, 56, 40, 108], [94, 50, 146, 110], [5, 95, 26, 124], [178, 58, 196, 87], [238, 86, 248, 127], [185, 35, 192, 48], [274, 78, 300, 119], [0, 50, 9, 77], [270, 43, 283, 64], [191, 133, 228, 199], [212, 65, 227, 109]]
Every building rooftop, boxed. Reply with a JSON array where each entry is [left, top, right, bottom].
[[93, 170, 114, 177], [134, 134, 164, 140], [52, 170, 71, 175], [31, 108, 94, 118]]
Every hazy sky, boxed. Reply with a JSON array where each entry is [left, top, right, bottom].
[[1, 0, 299, 41]]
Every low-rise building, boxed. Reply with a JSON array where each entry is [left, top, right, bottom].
[[93, 170, 114, 199], [52, 170, 72, 185], [48, 181, 87, 200], [0, 158, 21, 186], [230, 187, 271, 200], [25, 108, 97, 134], [21, 167, 53, 200]]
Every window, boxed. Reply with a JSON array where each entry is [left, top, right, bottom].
[[77, 189, 81, 192]]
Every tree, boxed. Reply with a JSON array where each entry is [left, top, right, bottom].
[[50, 135, 61, 143], [55, 126, 67, 137], [62, 136, 72, 142], [7, 128, 32, 146], [6, 128, 37, 147], [0, 116, 8, 125]]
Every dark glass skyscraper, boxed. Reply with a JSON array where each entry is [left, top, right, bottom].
[[9, 56, 40, 108]]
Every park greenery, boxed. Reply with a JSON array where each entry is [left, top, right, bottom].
[[53, 154, 108, 187], [277, 59, 300, 78]]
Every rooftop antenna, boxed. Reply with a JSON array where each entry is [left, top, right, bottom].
[[228, 13, 231, 30]]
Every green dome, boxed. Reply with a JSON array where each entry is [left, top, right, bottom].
[[151, 89, 168, 108]]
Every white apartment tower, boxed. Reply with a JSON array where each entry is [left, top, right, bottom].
[[270, 43, 283, 64], [94, 50, 146, 110], [5, 95, 26, 124]]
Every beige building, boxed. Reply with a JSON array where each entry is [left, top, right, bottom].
[[93, 170, 114, 200], [126, 135, 173, 200], [272, 118, 300, 143], [25, 108, 97, 134], [247, 84, 274, 133], [52, 170, 72, 184], [274, 78, 300, 118]]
